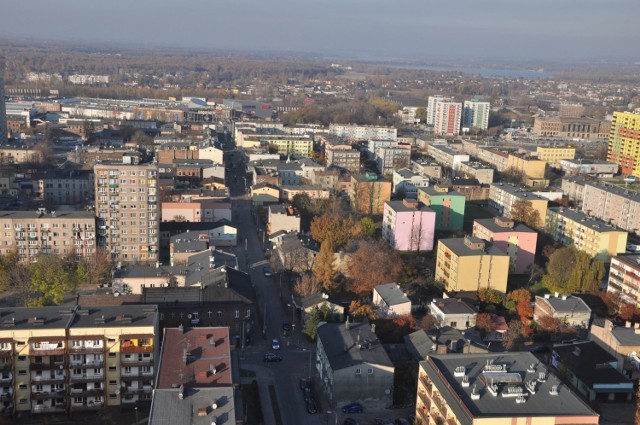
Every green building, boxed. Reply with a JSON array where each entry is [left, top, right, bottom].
[[417, 185, 465, 231]]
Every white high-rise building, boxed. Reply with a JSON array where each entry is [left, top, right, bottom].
[[463, 100, 490, 131], [426, 95, 449, 126], [433, 101, 463, 136], [0, 60, 7, 144]]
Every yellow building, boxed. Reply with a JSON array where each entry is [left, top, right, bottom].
[[535, 146, 576, 168], [435, 236, 509, 293], [489, 183, 550, 227], [607, 111, 640, 177], [0, 305, 158, 415], [350, 174, 392, 215], [416, 353, 599, 425], [507, 153, 547, 187], [546, 207, 628, 261]]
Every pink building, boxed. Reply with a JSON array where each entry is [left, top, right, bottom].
[[382, 199, 436, 251], [161, 199, 232, 223], [472, 217, 537, 274]]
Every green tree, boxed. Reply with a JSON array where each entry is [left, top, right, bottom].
[[28, 255, 79, 306], [313, 240, 338, 293], [0, 250, 19, 292], [542, 246, 605, 294], [359, 217, 376, 238], [303, 304, 334, 341], [478, 288, 503, 305], [75, 260, 89, 284]]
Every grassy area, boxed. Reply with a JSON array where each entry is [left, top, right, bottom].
[[241, 381, 264, 425], [268, 385, 284, 425], [240, 368, 256, 378]]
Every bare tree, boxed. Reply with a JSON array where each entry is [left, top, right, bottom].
[[293, 273, 321, 297]]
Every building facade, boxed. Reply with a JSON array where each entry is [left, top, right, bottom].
[[382, 200, 436, 251], [581, 181, 640, 235], [533, 294, 592, 329], [350, 174, 392, 215], [607, 255, 640, 308], [489, 183, 549, 227], [94, 161, 159, 263], [329, 124, 397, 141], [433, 101, 463, 136], [417, 186, 466, 232], [462, 100, 490, 130], [473, 217, 537, 274], [532, 116, 610, 139], [535, 146, 576, 168], [608, 111, 640, 177], [326, 149, 360, 173]]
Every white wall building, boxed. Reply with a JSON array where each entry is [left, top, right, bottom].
[[462, 100, 490, 130]]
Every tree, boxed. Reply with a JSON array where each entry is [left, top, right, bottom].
[[502, 320, 524, 350], [359, 217, 376, 238], [303, 304, 335, 341], [420, 314, 438, 332], [374, 314, 417, 343], [619, 303, 640, 322], [310, 213, 363, 250], [478, 288, 503, 305], [0, 250, 19, 292], [500, 167, 525, 185], [347, 240, 403, 296], [348, 300, 376, 321], [475, 313, 497, 333], [508, 289, 533, 322], [28, 255, 79, 306], [542, 246, 605, 294], [293, 273, 321, 298], [510, 199, 541, 227], [313, 240, 338, 293]]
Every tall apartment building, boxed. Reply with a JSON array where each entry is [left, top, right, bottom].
[[94, 161, 159, 263], [581, 181, 640, 235], [546, 207, 627, 261], [417, 185, 466, 232], [462, 100, 490, 130], [435, 236, 509, 293], [416, 353, 599, 425], [0, 210, 96, 263], [473, 217, 537, 274], [326, 148, 360, 173], [607, 111, 640, 177], [607, 255, 640, 307], [40, 170, 94, 207], [0, 304, 158, 415], [0, 60, 7, 144], [426, 95, 448, 126], [382, 199, 436, 251], [433, 101, 463, 136], [376, 146, 411, 174]]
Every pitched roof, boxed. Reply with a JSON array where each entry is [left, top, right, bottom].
[[431, 297, 478, 315], [317, 321, 393, 370], [537, 295, 592, 314], [552, 342, 632, 388], [374, 283, 411, 306]]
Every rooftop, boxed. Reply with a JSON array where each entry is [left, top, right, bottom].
[[474, 217, 535, 234], [548, 207, 623, 233], [490, 183, 549, 200], [374, 283, 411, 307], [439, 237, 506, 257], [431, 297, 478, 315], [148, 387, 236, 425], [385, 200, 434, 214], [0, 210, 95, 220], [536, 295, 591, 314], [552, 341, 632, 388], [421, 352, 599, 425], [584, 180, 640, 203]]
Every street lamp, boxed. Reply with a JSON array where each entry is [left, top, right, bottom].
[[326, 410, 337, 425], [134, 406, 138, 425]]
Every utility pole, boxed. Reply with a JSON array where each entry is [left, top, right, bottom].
[[263, 302, 267, 337]]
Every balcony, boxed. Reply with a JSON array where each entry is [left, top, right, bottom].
[[417, 390, 431, 410], [70, 388, 104, 397], [69, 344, 105, 354], [32, 405, 66, 414], [31, 374, 65, 384], [70, 402, 104, 411], [121, 369, 153, 378], [69, 361, 105, 369], [70, 374, 104, 383], [124, 385, 152, 394], [31, 391, 62, 400], [30, 362, 63, 371], [120, 358, 153, 367]]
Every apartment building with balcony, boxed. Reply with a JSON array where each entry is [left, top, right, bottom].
[[417, 185, 465, 232], [472, 217, 537, 274], [416, 353, 599, 425], [546, 207, 627, 261], [392, 169, 429, 199], [40, 170, 94, 207], [607, 255, 640, 308], [489, 183, 549, 227], [0, 304, 158, 415], [435, 236, 509, 293], [581, 180, 640, 235], [0, 210, 96, 263], [608, 111, 640, 177], [95, 161, 159, 263], [425, 144, 470, 171], [376, 145, 411, 175]]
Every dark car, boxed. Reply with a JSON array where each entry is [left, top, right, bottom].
[[394, 419, 411, 425], [306, 397, 317, 414], [341, 402, 363, 414], [343, 419, 360, 425], [263, 353, 282, 362], [262, 266, 272, 277], [374, 418, 393, 425], [303, 387, 312, 401]]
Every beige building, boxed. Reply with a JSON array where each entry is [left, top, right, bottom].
[[590, 319, 640, 380], [457, 161, 494, 184], [0, 146, 42, 164], [489, 183, 549, 227], [416, 353, 599, 425], [533, 294, 592, 329], [94, 161, 159, 263], [349, 174, 392, 215], [506, 152, 547, 187], [0, 210, 96, 263], [435, 236, 509, 293], [0, 304, 158, 415], [534, 146, 576, 168], [582, 181, 640, 235], [546, 207, 627, 261], [532, 116, 610, 140]]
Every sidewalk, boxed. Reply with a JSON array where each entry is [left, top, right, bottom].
[[240, 366, 277, 425]]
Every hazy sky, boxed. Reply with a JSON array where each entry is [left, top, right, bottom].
[[3, 0, 640, 62]]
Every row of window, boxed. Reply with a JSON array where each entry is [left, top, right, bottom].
[[158, 310, 250, 320]]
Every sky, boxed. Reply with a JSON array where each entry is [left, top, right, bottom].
[[2, 0, 640, 63]]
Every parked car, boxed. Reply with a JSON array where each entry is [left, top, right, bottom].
[[341, 402, 363, 414], [343, 419, 360, 425], [282, 322, 292, 332], [299, 378, 310, 390], [394, 419, 411, 425], [306, 397, 317, 414], [303, 387, 312, 401], [263, 353, 282, 362], [272, 338, 280, 350], [374, 418, 393, 425], [262, 266, 272, 277]]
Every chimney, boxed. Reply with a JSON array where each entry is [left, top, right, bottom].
[[544, 294, 550, 299], [345, 317, 350, 330], [554, 292, 559, 298], [626, 321, 632, 328]]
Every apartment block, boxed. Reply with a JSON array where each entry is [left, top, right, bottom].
[[40, 170, 94, 207], [489, 183, 549, 227], [560, 159, 618, 178], [392, 169, 429, 199], [350, 174, 392, 215], [416, 353, 599, 425], [507, 152, 547, 187], [473, 217, 537, 274], [382, 199, 436, 251], [376, 145, 411, 174], [0, 146, 42, 165], [0, 304, 158, 415], [561, 176, 588, 204], [329, 124, 397, 141], [426, 95, 448, 126], [411, 160, 442, 179], [607, 255, 640, 307], [367, 139, 398, 159], [582, 181, 640, 235], [435, 236, 509, 293], [433, 101, 463, 136], [425, 144, 469, 171], [477, 147, 509, 171], [608, 111, 640, 177], [546, 207, 627, 261], [417, 185, 465, 232], [94, 161, 159, 263], [457, 161, 494, 185], [326, 148, 360, 173], [534, 146, 576, 168], [462, 100, 490, 130], [532, 116, 609, 140], [0, 210, 96, 263]]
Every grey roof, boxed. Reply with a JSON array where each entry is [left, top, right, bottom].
[[148, 387, 236, 425], [537, 295, 592, 314], [385, 200, 433, 213], [490, 183, 549, 200], [584, 180, 640, 203], [439, 238, 507, 257], [431, 298, 478, 315], [317, 321, 393, 370], [404, 330, 434, 360], [473, 218, 536, 234], [70, 305, 158, 329], [394, 168, 417, 178], [419, 186, 464, 197], [611, 323, 640, 346], [552, 342, 632, 389], [374, 283, 411, 306], [0, 210, 95, 220], [547, 207, 623, 233], [421, 353, 599, 425]]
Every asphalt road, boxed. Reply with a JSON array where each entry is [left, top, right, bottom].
[[225, 151, 325, 425]]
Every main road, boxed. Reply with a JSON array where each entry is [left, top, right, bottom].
[[225, 151, 325, 425]]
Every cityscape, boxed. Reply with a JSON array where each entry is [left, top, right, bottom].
[[1, 2, 640, 425]]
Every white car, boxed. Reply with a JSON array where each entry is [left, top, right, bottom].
[[272, 338, 280, 350]]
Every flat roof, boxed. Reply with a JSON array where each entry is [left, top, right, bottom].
[[584, 180, 640, 203], [0, 210, 95, 220], [439, 238, 506, 257], [422, 352, 598, 425], [474, 218, 536, 234], [148, 387, 236, 425], [548, 207, 624, 233], [385, 200, 434, 213]]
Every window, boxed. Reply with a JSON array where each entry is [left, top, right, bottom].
[[207, 311, 213, 319], [109, 380, 117, 386], [367, 368, 374, 375], [217, 311, 222, 318], [18, 398, 27, 405], [18, 384, 27, 389], [159, 313, 164, 320], [108, 352, 116, 358], [18, 370, 26, 375], [108, 366, 116, 372], [355, 368, 361, 375], [449, 321, 457, 328], [234, 310, 240, 319]]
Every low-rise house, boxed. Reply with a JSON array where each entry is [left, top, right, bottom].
[[533, 294, 591, 330], [590, 319, 640, 380], [250, 182, 280, 206], [430, 297, 478, 330], [280, 185, 330, 201], [373, 283, 412, 317], [294, 292, 345, 322], [551, 341, 633, 403], [316, 321, 395, 404], [392, 168, 429, 199], [267, 204, 300, 235]]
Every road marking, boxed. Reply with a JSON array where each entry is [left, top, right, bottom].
[[249, 260, 268, 268]]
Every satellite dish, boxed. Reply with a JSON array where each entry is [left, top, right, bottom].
[[188, 314, 192, 319]]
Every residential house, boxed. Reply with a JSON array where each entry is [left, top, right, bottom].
[[267, 204, 300, 236], [250, 183, 280, 206], [590, 319, 640, 380], [373, 283, 412, 317], [392, 168, 429, 199], [533, 294, 591, 330], [429, 297, 478, 330]]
